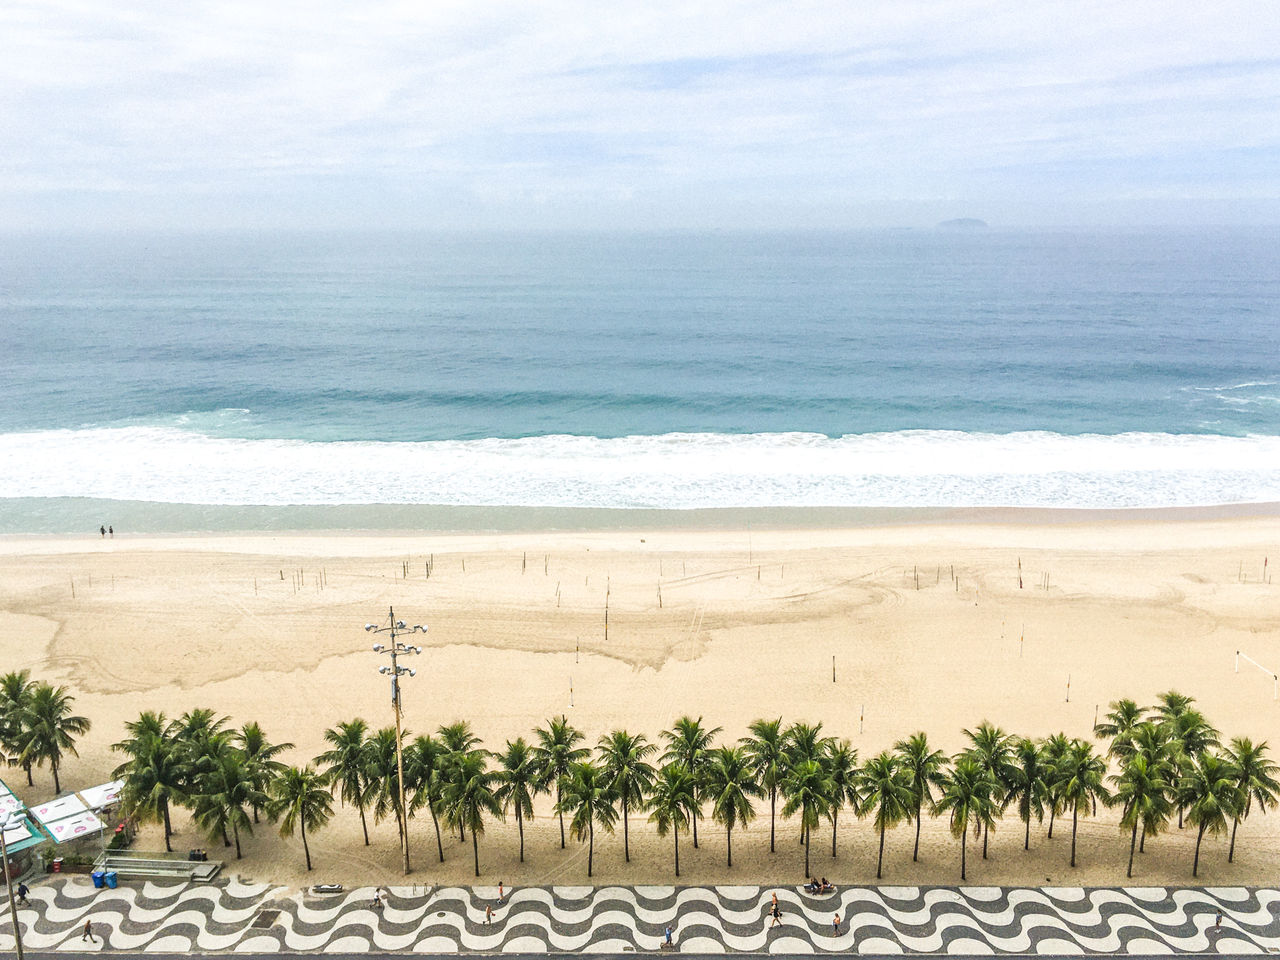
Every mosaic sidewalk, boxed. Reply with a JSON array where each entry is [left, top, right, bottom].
[[2, 877, 1277, 953]]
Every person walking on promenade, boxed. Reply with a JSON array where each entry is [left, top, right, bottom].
[[16, 881, 29, 905], [485, 904, 493, 924], [770, 903, 782, 928], [832, 912, 841, 934], [664, 925, 674, 948], [498, 881, 506, 904], [82, 919, 96, 943]]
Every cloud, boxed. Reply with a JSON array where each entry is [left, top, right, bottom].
[[0, 0, 1276, 228]]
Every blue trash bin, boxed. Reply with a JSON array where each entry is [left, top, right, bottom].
[[91, 870, 105, 888], [104, 871, 118, 889]]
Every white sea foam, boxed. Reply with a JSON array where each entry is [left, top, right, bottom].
[[1, 427, 1279, 509]]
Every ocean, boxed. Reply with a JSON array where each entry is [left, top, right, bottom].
[[1, 229, 1278, 532]]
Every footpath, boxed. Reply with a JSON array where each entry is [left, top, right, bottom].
[[1, 877, 1277, 954]]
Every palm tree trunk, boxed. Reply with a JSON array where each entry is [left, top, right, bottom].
[[162, 800, 173, 853], [804, 824, 811, 877], [233, 820, 242, 859], [1127, 819, 1138, 878], [52, 758, 61, 794], [982, 822, 989, 859], [517, 806, 525, 863], [558, 785, 566, 849], [302, 818, 312, 871], [877, 823, 886, 880], [1024, 813, 1030, 851], [588, 818, 594, 878], [24, 761, 32, 787], [831, 812, 838, 858], [913, 800, 923, 862], [1193, 822, 1206, 877], [472, 823, 480, 877], [727, 824, 733, 868], [961, 821, 968, 881], [1140, 822, 1147, 852], [674, 823, 680, 878], [221, 823, 230, 847], [623, 797, 630, 862], [692, 804, 699, 848], [1047, 803, 1056, 839], [359, 803, 370, 846], [1229, 816, 1239, 862], [770, 787, 777, 853], [1070, 800, 1079, 868], [429, 804, 444, 862]]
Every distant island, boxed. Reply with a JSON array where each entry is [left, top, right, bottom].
[[937, 218, 988, 229]]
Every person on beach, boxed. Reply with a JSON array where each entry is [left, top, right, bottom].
[[109, 525, 113, 537], [82, 919, 96, 942], [100, 525, 105, 538], [16, 881, 29, 904]]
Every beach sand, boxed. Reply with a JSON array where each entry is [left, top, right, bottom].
[[2, 512, 1278, 890]]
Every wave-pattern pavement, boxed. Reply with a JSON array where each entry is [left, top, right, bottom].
[[2, 878, 1277, 953]]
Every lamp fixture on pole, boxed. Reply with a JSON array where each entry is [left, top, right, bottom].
[[367, 606, 425, 875]]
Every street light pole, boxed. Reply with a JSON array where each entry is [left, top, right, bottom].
[[1, 808, 25, 960], [367, 606, 425, 876]]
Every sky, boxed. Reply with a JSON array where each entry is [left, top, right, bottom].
[[1, 0, 1277, 230]]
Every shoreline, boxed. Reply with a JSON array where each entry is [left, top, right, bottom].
[[3, 496, 1280, 538]]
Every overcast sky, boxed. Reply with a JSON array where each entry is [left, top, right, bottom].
[[2, 0, 1277, 229]]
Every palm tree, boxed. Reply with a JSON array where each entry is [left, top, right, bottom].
[[315, 719, 374, 845], [267, 765, 333, 870], [781, 757, 832, 877], [1181, 752, 1240, 877], [533, 716, 588, 850], [1153, 690, 1195, 720], [404, 733, 448, 863], [598, 729, 656, 863], [1006, 738, 1048, 851], [1222, 737, 1280, 863], [961, 721, 1017, 859], [365, 726, 407, 849], [557, 761, 618, 877], [741, 718, 786, 853], [894, 732, 948, 862], [783, 721, 831, 848], [0, 671, 35, 785], [495, 737, 542, 863], [824, 739, 859, 858], [1040, 732, 1071, 839], [112, 713, 186, 852], [648, 762, 694, 877], [237, 721, 293, 824], [704, 746, 760, 867], [18, 682, 91, 793], [662, 715, 722, 849], [438, 721, 483, 840], [857, 750, 914, 879], [441, 749, 502, 877], [1057, 738, 1111, 868], [1111, 753, 1172, 878], [935, 757, 997, 881], [1118, 722, 1178, 853], [191, 742, 262, 858], [1164, 709, 1221, 828], [1094, 698, 1147, 756]]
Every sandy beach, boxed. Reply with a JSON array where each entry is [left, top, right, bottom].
[[2, 511, 1278, 890]]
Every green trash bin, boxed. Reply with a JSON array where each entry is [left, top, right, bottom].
[[104, 871, 118, 889]]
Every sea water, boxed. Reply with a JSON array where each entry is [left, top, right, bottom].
[[1, 229, 1277, 530]]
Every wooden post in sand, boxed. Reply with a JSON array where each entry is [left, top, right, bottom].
[[1066, 674, 1071, 702], [1018, 557, 1023, 589], [522, 552, 526, 574], [604, 578, 610, 643], [832, 656, 836, 683], [859, 704, 864, 734]]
